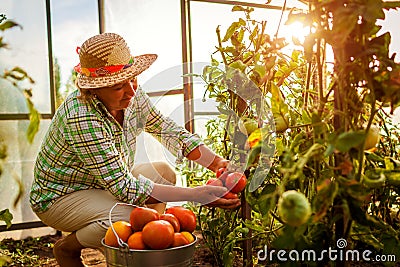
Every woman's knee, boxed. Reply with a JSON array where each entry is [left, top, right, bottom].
[[154, 162, 176, 185]]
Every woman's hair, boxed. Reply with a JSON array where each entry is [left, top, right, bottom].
[[76, 79, 95, 102]]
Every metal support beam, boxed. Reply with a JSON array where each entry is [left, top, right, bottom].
[[46, 0, 56, 116], [190, 0, 293, 10], [98, 0, 105, 33], [181, 0, 195, 133], [0, 221, 47, 232]]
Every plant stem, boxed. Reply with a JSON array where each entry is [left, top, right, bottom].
[[216, 26, 228, 66]]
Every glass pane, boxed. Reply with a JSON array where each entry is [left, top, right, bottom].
[[194, 114, 218, 139], [378, 9, 400, 62], [0, 0, 51, 114], [51, 0, 99, 96], [0, 120, 51, 224], [104, 0, 182, 92]]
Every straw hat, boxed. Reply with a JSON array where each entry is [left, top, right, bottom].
[[74, 32, 157, 89]]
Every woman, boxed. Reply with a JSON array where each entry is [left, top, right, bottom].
[[30, 32, 240, 266]]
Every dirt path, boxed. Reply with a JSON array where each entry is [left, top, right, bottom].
[[12, 232, 217, 267]]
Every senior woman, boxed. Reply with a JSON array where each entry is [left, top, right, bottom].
[[30, 32, 240, 266]]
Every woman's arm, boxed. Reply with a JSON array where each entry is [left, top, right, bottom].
[[146, 183, 241, 209], [186, 144, 228, 173]]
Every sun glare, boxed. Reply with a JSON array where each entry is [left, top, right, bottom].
[[281, 21, 311, 47]]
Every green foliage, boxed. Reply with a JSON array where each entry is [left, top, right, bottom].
[[0, 210, 12, 230], [0, 236, 55, 267], [180, 2, 400, 266], [197, 206, 245, 266]]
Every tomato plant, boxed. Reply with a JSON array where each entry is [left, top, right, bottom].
[[178, 2, 400, 266]]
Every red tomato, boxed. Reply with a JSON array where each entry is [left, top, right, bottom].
[[130, 207, 159, 231], [127, 231, 147, 250], [218, 172, 230, 185], [172, 232, 190, 247], [142, 220, 174, 250], [206, 178, 224, 187], [225, 172, 247, 194], [160, 213, 180, 232], [223, 191, 238, 199], [165, 206, 197, 233], [104, 221, 132, 248], [216, 167, 226, 178]]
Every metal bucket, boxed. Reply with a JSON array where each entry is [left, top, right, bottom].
[[102, 203, 197, 267], [101, 236, 197, 267]]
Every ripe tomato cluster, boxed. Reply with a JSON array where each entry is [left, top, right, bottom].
[[104, 206, 196, 250], [206, 168, 247, 199]]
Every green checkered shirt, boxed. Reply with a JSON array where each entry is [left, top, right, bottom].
[[30, 87, 203, 213]]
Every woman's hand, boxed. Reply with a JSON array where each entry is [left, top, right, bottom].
[[206, 197, 241, 209], [192, 185, 241, 209], [149, 183, 241, 210], [209, 157, 229, 173]]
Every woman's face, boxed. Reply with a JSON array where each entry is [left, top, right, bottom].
[[94, 77, 137, 111]]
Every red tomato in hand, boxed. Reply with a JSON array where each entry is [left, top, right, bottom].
[[225, 172, 247, 194], [216, 167, 226, 178], [206, 178, 224, 187], [165, 206, 196, 233], [223, 191, 238, 199], [218, 171, 230, 185]]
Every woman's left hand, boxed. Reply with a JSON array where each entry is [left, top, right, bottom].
[[208, 156, 229, 173], [206, 196, 241, 209]]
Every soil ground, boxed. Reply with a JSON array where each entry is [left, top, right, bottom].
[[1, 232, 399, 266], [0, 231, 229, 267]]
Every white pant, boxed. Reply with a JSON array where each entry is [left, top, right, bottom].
[[35, 161, 176, 248]]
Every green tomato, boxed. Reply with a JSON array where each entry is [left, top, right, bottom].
[[238, 118, 258, 135], [364, 125, 380, 150], [274, 114, 289, 133], [362, 173, 385, 188], [278, 190, 311, 227]]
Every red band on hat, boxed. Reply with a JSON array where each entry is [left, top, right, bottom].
[[74, 58, 134, 77]]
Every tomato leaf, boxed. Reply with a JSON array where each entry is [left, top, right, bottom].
[[0, 209, 13, 229], [335, 131, 365, 152]]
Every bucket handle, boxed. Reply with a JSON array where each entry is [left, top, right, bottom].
[[108, 202, 138, 249]]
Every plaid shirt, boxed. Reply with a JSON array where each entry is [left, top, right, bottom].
[[30, 87, 203, 213]]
